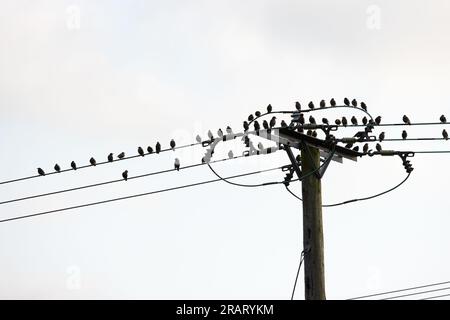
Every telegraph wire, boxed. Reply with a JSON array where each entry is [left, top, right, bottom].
[[421, 293, 450, 300], [383, 286, 450, 300]]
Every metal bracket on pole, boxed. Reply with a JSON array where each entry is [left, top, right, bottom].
[[284, 144, 303, 181]]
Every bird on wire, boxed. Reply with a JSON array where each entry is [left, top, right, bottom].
[[226, 126, 233, 134], [402, 130, 408, 140], [375, 116, 382, 125], [320, 100, 326, 108], [322, 118, 329, 125], [248, 114, 254, 122], [351, 116, 358, 125], [311, 131, 317, 138], [122, 170, 128, 181], [170, 139, 176, 150], [403, 115, 411, 125], [71, 161, 77, 170], [174, 158, 180, 171], [362, 116, 368, 125], [308, 101, 314, 109], [352, 146, 359, 152], [54, 164, 61, 172], [379, 132, 385, 142], [263, 120, 269, 130], [90, 157, 97, 166], [138, 147, 145, 156], [108, 153, 114, 162], [330, 98, 336, 107], [155, 142, 161, 154], [267, 104, 273, 113], [309, 116, 316, 124], [147, 147, 154, 154], [344, 97, 350, 106], [342, 117, 348, 127], [37, 168, 45, 176], [117, 152, 125, 160], [298, 114, 305, 125], [376, 143, 382, 152], [255, 111, 262, 117], [217, 129, 224, 138], [254, 120, 260, 131], [443, 129, 448, 140], [351, 99, 358, 107], [295, 101, 301, 111], [363, 143, 369, 153], [360, 102, 367, 111], [196, 135, 202, 143], [440, 115, 447, 123], [243, 121, 249, 131], [335, 118, 341, 125], [228, 150, 234, 159], [270, 116, 276, 128]]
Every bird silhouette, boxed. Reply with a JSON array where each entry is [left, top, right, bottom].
[[308, 101, 314, 109], [270, 116, 276, 128], [170, 139, 176, 150], [363, 143, 369, 153], [71, 161, 77, 170], [379, 132, 385, 142], [226, 126, 233, 134], [243, 135, 250, 147], [320, 100, 326, 108], [351, 99, 357, 107], [281, 120, 287, 127], [243, 121, 249, 131], [375, 116, 382, 125], [443, 129, 449, 140], [352, 146, 359, 152], [108, 153, 114, 162], [322, 118, 329, 125], [255, 111, 261, 117], [118, 152, 125, 159], [402, 130, 407, 140], [254, 121, 260, 131], [345, 143, 353, 149], [147, 147, 153, 154], [90, 157, 96, 166], [335, 119, 341, 125], [263, 120, 269, 130], [362, 116, 368, 125], [312, 131, 317, 138], [344, 98, 350, 106], [174, 158, 180, 171], [403, 115, 411, 125], [228, 150, 234, 159], [207, 130, 214, 140], [440, 115, 447, 123], [376, 143, 382, 152], [155, 142, 161, 154], [361, 102, 367, 111], [217, 129, 223, 138], [37, 168, 45, 176], [342, 117, 348, 127], [122, 170, 128, 181], [298, 114, 305, 125], [330, 98, 336, 107], [351, 116, 358, 125], [267, 104, 273, 113], [309, 116, 316, 124], [295, 101, 301, 111], [248, 114, 254, 122], [54, 164, 61, 172], [196, 135, 202, 143], [138, 147, 145, 156], [306, 129, 312, 136]]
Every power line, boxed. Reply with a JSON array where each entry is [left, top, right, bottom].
[[421, 293, 450, 300], [0, 165, 287, 224], [291, 250, 306, 300], [383, 286, 450, 300]]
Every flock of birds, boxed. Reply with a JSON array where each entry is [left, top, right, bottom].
[[36, 98, 448, 180]]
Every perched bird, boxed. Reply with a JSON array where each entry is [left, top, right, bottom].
[[342, 117, 348, 127], [308, 101, 315, 109], [322, 118, 329, 125], [280, 120, 288, 128], [217, 129, 224, 138], [174, 158, 180, 171], [330, 98, 336, 107], [269, 116, 276, 128], [170, 139, 176, 150], [207, 130, 214, 140], [267, 104, 273, 113], [375, 116, 382, 125], [228, 150, 234, 159], [138, 147, 145, 156], [403, 115, 411, 125], [243, 121, 249, 131], [248, 114, 254, 122], [345, 143, 354, 149], [155, 142, 161, 154], [122, 170, 128, 181], [108, 153, 114, 162], [254, 120, 260, 131], [351, 116, 358, 125], [255, 111, 262, 117], [376, 143, 382, 152], [363, 143, 369, 153], [306, 129, 313, 136], [196, 135, 202, 143], [117, 152, 125, 159], [379, 132, 385, 142], [298, 114, 305, 125], [147, 147, 154, 154], [440, 115, 447, 123], [320, 100, 326, 108], [361, 102, 367, 111], [362, 116, 368, 125], [90, 157, 96, 166], [296, 154, 301, 163], [352, 146, 359, 152], [244, 135, 250, 147], [402, 130, 408, 140], [443, 129, 449, 140], [226, 126, 233, 134], [311, 131, 318, 138], [351, 99, 357, 107], [257, 142, 264, 151], [54, 164, 61, 172], [37, 168, 45, 176], [71, 161, 77, 170], [344, 97, 350, 106], [295, 101, 301, 111], [262, 120, 269, 130], [309, 116, 316, 124], [335, 119, 341, 125]]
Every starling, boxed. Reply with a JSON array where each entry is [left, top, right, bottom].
[[270, 116, 276, 128], [248, 114, 254, 122], [345, 143, 353, 149], [307, 129, 313, 136], [352, 146, 359, 152], [376, 143, 382, 152], [403, 115, 411, 125], [262, 120, 269, 130], [298, 114, 305, 125], [440, 115, 447, 123], [217, 129, 223, 138], [344, 97, 350, 106], [54, 164, 61, 172], [37, 168, 45, 176], [118, 152, 125, 159], [335, 119, 341, 125], [243, 121, 249, 131], [196, 135, 202, 143], [379, 132, 385, 142], [207, 130, 214, 140], [147, 147, 153, 154], [170, 139, 176, 150], [254, 121, 260, 131], [255, 111, 261, 117], [174, 158, 180, 171], [155, 142, 161, 154], [71, 161, 77, 170], [309, 116, 316, 124], [122, 170, 128, 181], [228, 150, 234, 159], [342, 117, 348, 127], [267, 104, 273, 113], [330, 98, 336, 107], [322, 118, 329, 125], [226, 126, 233, 134], [363, 143, 369, 153], [108, 153, 114, 162], [362, 116, 368, 125], [375, 116, 382, 125], [351, 99, 357, 107], [281, 120, 288, 127], [443, 129, 449, 140], [90, 157, 96, 166], [320, 100, 326, 108], [295, 101, 301, 111], [308, 101, 314, 109], [312, 130, 317, 138], [351, 116, 358, 125], [138, 147, 145, 156], [402, 130, 407, 140], [361, 102, 367, 111]]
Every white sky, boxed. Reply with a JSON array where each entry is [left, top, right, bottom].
[[1, 0, 450, 299]]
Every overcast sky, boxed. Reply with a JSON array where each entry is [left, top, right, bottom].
[[1, 0, 450, 299]]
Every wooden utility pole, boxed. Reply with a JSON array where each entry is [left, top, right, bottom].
[[301, 145, 326, 300]]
